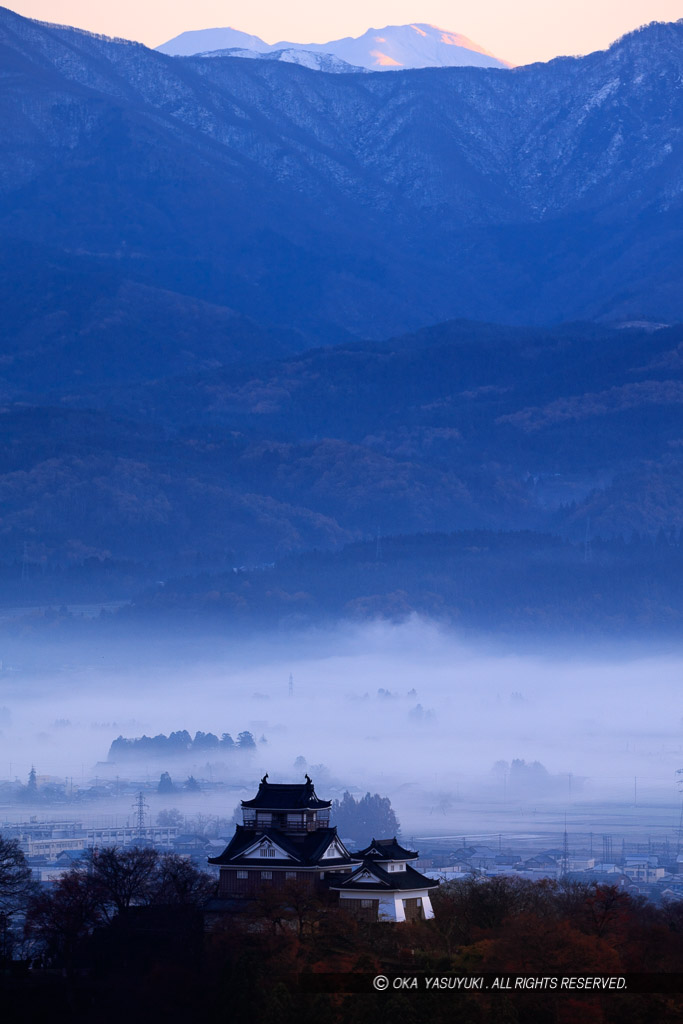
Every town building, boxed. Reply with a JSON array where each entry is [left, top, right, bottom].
[[622, 856, 667, 884], [4, 819, 181, 866]]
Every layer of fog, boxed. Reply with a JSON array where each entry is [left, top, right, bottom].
[[1, 617, 682, 835]]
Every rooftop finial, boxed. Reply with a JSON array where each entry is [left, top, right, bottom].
[[261, 773, 269, 784], [304, 773, 312, 785]]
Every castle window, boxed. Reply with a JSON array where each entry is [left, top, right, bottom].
[[261, 871, 272, 880], [286, 871, 297, 880], [236, 870, 248, 879], [361, 899, 373, 908], [260, 845, 275, 857]]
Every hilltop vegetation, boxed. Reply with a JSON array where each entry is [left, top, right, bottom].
[[6, 862, 683, 1022]]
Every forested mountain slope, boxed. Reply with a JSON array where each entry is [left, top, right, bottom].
[[1, 9, 682, 340]]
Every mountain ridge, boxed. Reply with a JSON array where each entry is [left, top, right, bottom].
[[1, 9, 682, 632], [200, 48, 368, 73], [1, 8, 682, 338]]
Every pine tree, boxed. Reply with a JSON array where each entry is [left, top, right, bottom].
[[157, 772, 175, 794], [331, 792, 400, 845]]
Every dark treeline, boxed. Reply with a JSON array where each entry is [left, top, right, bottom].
[[126, 529, 683, 636], [108, 730, 257, 761], [3, 835, 683, 1023], [331, 792, 401, 846], [6, 528, 683, 640]]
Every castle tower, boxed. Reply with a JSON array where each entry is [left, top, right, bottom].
[[208, 775, 358, 898]]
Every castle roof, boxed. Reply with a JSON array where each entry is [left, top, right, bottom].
[[241, 775, 331, 811], [355, 837, 418, 860], [208, 826, 357, 868], [329, 861, 439, 893]]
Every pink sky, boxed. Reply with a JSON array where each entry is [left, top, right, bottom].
[[7, 0, 683, 66]]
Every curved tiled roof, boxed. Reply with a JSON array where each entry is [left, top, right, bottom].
[[330, 862, 439, 892], [208, 826, 357, 868], [241, 777, 331, 810], [355, 837, 418, 860]]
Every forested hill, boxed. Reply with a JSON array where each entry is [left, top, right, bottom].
[[3, 319, 683, 574], [120, 529, 683, 638]]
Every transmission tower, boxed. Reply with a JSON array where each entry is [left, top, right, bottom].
[[561, 815, 569, 877], [132, 791, 148, 839], [602, 834, 613, 863]]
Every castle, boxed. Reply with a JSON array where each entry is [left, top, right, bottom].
[[208, 774, 437, 922]]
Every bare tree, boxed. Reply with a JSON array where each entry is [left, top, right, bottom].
[[88, 846, 160, 918], [0, 836, 36, 916], [153, 854, 217, 906]]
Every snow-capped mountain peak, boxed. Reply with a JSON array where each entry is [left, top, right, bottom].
[[296, 24, 510, 70], [158, 22, 509, 70], [156, 26, 265, 56]]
